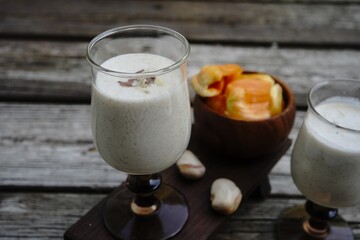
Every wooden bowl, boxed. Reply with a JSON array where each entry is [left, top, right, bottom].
[[193, 75, 296, 160]]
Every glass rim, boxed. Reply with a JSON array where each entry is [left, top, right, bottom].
[[308, 79, 360, 133], [86, 25, 190, 78]]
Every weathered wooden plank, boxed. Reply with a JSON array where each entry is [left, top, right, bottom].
[[0, 103, 301, 195], [1, 40, 360, 106], [214, 198, 360, 239], [0, 192, 105, 239], [0, 192, 359, 239], [0, 40, 90, 102], [1, 0, 360, 46]]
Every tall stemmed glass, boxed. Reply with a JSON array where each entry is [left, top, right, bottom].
[[87, 25, 191, 240], [277, 79, 360, 239]]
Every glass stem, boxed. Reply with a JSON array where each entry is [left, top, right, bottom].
[[303, 200, 338, 238], [126, 174, 162, 216]]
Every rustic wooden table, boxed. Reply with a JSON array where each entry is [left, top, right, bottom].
[[1, 0, 360, 239]]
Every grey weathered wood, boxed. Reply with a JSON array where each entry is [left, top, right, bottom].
[[0, 103, 301, 196], [1, 0, 360, 45], [0, 192, 105, 239], [0, 103, 126, 190], [1, 40, 360, 106], [0, 192, 359, 239], [0, 40, 90, 102], [1, 1, 359, 239]]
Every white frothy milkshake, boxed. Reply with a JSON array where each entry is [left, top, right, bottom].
[[91, 53, 191, 174], [292, 96, 360, 208]]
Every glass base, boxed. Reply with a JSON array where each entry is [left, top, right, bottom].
[[276, 205, 354, 240], [103, 183, 188, 240]]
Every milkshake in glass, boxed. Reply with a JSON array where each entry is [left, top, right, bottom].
[[86, 25, 191, 240], [277, 79, 360, 240], [292, 96, 360, 208], [92, 53, 191, 174]]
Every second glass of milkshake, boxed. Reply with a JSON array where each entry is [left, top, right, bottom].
[[87, 25, 191, 240], [277, 79, 360, 240]]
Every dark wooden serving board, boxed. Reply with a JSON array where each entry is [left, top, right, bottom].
[[64, 128, 291, 240]]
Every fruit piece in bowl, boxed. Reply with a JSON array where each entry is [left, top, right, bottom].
[[191, 64, 296, 160], [191, 64, 243, 97]]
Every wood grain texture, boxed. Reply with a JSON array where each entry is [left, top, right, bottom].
[[0, 103, 300, 196], [0, 192, 359, 239], [0, 1, 359, 239], [1, 0, 360, 46], [0, 103, 310, 239], [0, 40, 90, 102], [1, 40, 360, 106]]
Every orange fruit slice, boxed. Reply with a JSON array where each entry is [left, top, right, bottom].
[[270, 83, 283, 116], [225, 79, 272, 120], [191, 64, 243, 97], [236, 73, 275, 85], [191, 64, 284, 120], [226, 79, 272, 103], [219, 64, 243, 83], [191, 65, 224, 97]]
